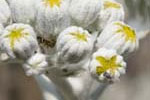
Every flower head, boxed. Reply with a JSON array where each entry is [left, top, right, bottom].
[[8, 0, 38, 24], [43, 0, 61, 8], [89, 48, 126, 83], [96, 21, 139, 54], [97, 0, 124, 31], [69, 0, 101, 28], [23, 53, 48, 76], [35, 0, 70, 40], [115, 22, 136, 42], [0, 23, 39, 59], [56, 26, 93, 72], [104, 1, 121, 9]]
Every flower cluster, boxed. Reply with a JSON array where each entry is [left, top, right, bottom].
[[0, 0, 139, 83]]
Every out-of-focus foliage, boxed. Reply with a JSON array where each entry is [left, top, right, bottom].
[[122, 0, 150, 31]]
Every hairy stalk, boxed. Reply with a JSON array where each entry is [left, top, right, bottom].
[[46, 68, 78, 100], [34, 74, 63, 100], [90, 83, 108, 100]]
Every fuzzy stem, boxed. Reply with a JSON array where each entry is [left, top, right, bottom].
[[90, 83, 108, 100], [34, 74, 64, 100], [46, 68, 78, 100]]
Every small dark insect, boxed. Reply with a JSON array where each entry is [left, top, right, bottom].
[[37, 36, 56, 48]]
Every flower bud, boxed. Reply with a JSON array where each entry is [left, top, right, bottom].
[[97, 0, 125, 31], [69, 0, 101, 28], [0, 0, 11, 26], [56, 26, 93, 72], [7, 0, 38, 24], [96, 21, 139, 54], [89, 48, 126, 83], [23, 53, 48, 76], [0, 23, 39, 59], [35, 0, 70, 39]]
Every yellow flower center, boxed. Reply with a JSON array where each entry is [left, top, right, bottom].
[[104, 1, 121, 9], [70, 31, 87, 42], [5, 28, 29, 49], [96, 56, 121, 75], [44, 0, 61, 8], [115, 22, 136, 42]]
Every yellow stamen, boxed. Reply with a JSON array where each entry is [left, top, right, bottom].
[[104, 1, 121, 9], [44, 0, 61, 8], [5, 28, 29, 49], [70, 31, 87, 42], [96, 56, 121, 75], [115, 22, 136, 42]]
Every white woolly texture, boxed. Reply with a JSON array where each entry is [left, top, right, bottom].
[[0, 24, 4, 34], [97, 0, 125, 31], [69, 0, 101, 28], [96, 21, 139, 54], [7, 0, 39, 24], [67, 76, 84, 96], [0, 23, 39, 59], [23, 53, 48, 76], [34, 75, 62, 100], [56, 26, 93, 72], [89, 48, 126, 83], [35, 0, 70, 40], [0, 24, 9, 61], [0, 0, 11, 26]]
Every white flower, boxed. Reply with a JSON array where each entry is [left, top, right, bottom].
[[23, 53, 48, 76], [97, 0, 125, 31], [35, 0, 70, 40], [96, 21, 139, 54], [7, 0, 38, 24], [69, 0, 101, 28], [89, 48, 126, 83], [0, 0, 11, 26], [0, 23, 39, 59], [56, 26, 93, 72]]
